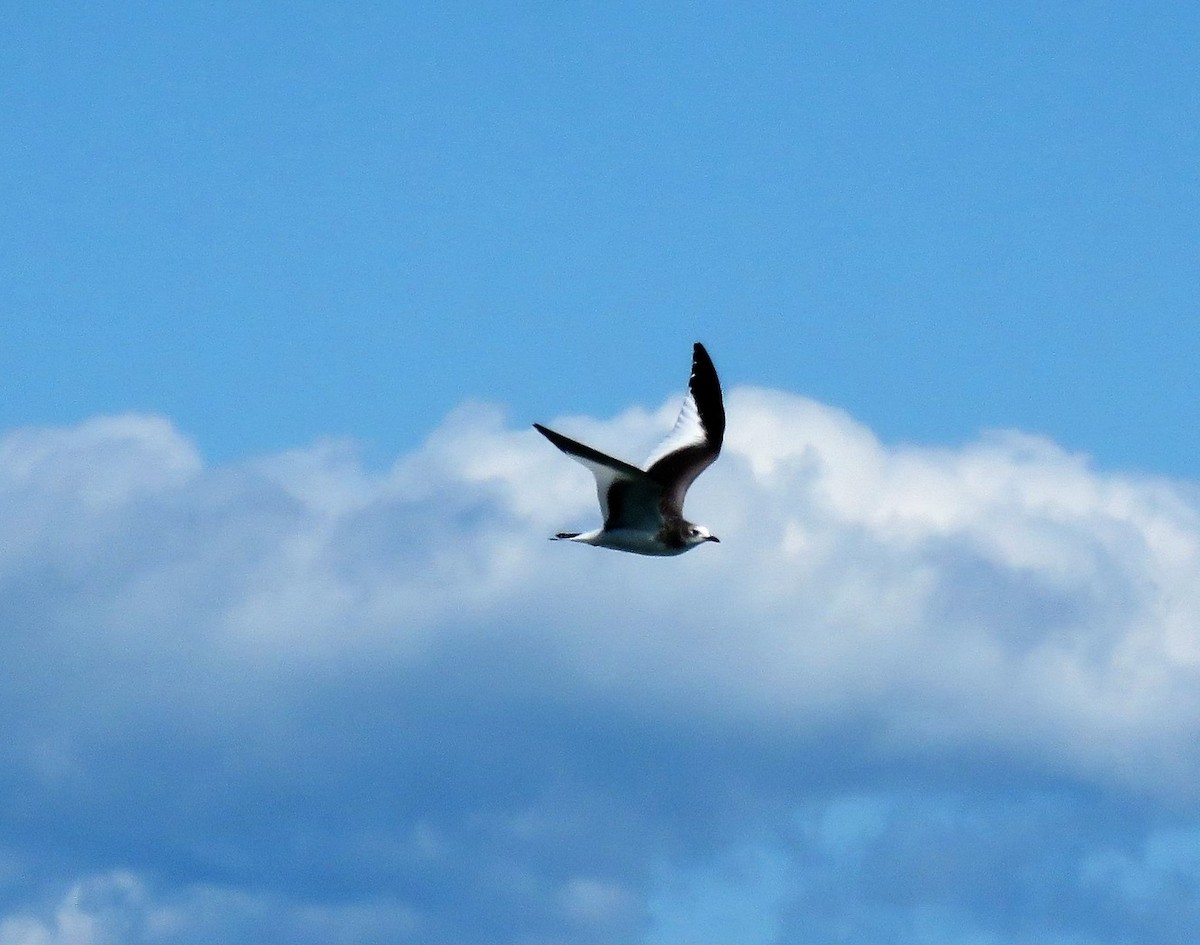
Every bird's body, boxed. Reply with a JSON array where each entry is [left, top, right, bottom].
[[534, 343, 725, 556], [553, 526, 690, 557]]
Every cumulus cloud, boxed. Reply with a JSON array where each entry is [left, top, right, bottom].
[[1, 391, 1199, 943]]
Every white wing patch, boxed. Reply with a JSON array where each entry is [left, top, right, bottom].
[[643, 389, 705, 470]]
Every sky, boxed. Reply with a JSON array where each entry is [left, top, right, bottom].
[[2, 3, 1199, 944]]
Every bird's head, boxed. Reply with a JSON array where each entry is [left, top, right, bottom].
[[684, 523, 720, 548]]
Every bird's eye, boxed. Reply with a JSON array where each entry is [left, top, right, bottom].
[[690, 527, 699, 536]]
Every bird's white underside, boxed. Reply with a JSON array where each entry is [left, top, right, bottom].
[[560, 527, 690, 556]]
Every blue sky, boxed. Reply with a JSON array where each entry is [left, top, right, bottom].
[[4, 3, 1199, 471], [3, 4, 1200, 944]]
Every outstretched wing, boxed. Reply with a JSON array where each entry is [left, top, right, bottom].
[[533, 423, 664, 531], [644, 342, 725, 516]]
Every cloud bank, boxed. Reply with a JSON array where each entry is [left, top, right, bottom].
[[2, 392, 1199, 944]]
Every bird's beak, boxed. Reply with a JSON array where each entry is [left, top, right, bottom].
[[706, 535, 720, 542]]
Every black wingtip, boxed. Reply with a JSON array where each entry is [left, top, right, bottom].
[[691, 342, 716, 377], [688, 342, 725, 447]]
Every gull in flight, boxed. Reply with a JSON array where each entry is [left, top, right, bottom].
[[534, 342, 725, 556]]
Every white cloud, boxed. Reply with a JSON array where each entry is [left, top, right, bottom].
[[2, 392, 1200, 943], [4, 395, 1199, 781]]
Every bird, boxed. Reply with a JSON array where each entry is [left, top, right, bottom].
[[533, 342, 725, 556]]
